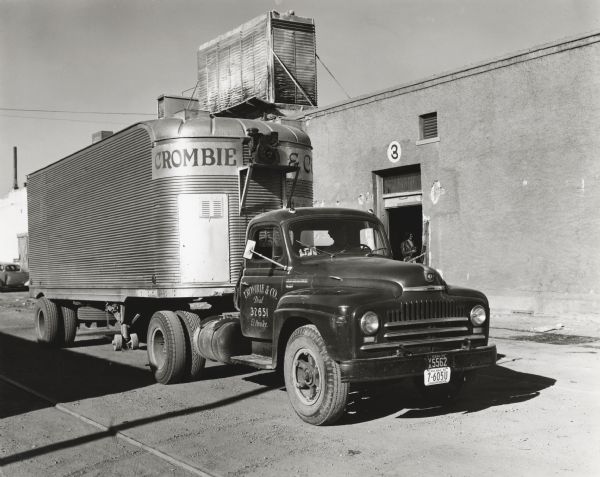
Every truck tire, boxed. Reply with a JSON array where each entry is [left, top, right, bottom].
[[34, 297, 62, 346], [283, 325, 349, 425], [176, 310, 206, 381], [147, 310, 187, 384], [60, 304, 78, 346]]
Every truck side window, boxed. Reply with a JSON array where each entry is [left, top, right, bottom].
[[250, 227, 284, 262]]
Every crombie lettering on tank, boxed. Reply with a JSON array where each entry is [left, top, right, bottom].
[[152, 140, 242, 179]]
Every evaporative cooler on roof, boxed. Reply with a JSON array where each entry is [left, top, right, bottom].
[[196, 11, 317, 116]]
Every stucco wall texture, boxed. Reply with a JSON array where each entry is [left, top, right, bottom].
[[302, 34, 600, 316]]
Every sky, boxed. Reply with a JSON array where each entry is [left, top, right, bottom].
[[1, 0, 599, 195]]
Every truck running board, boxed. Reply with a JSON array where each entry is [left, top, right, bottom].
[[230, 354, 275, 370]]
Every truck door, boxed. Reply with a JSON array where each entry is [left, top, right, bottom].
[[240, 224, 287, 340]]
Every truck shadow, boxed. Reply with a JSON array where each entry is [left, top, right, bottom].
[[0, 331, 155, 419], [0, 331, 255, 419], [340, 364, 556, 424], [0, 384, 274, 468]]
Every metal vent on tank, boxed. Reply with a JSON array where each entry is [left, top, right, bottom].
[[199, 198, 224, 219]]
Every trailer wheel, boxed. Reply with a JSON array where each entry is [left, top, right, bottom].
[[60, 304, 78, 346], [112, 334, 123, 351], [129, 333, 140, 350], [176, 310, 206, 381], [284, 325, 349, 425], [34, 297, 62, 346], [147, 310, 187, 384]]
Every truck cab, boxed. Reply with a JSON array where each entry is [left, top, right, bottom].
[[193, 207, 497, 425]]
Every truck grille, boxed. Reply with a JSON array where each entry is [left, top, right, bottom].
[[387, 299, 468, 322], [361, 299, 485, 352]]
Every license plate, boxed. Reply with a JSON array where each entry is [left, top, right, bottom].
[[428, 353, 448, 368], [424, 367, 451, 386]]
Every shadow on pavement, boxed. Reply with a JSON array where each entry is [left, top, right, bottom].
[[507, 333, 599, 345], [242, 369, 285, 389], [203, 362, 257, 380], [65, 336, 114, 348], [338, 364, 556, 424], [0, 385, 274, 467], [0, 330, 276, 466], [0, 331, 155, 419], [0, 331, 265, 421], [0, 379, 50, 417]]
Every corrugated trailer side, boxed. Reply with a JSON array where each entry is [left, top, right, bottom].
[[27, 116, 313, 385], [28, 118, 312, 302], [28, 126, 159, 299]]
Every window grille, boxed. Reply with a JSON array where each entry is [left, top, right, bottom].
[[420, 112, 438, 140], [199, 197, 224, 218]]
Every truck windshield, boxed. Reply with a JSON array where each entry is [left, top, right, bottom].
[[288, 218, 390, 258]]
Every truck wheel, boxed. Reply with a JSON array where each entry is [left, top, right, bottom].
[[284, 325, 349, 425], [34, 297, 62, 346], [60, 304, 78, 346], [147, 311, 187, 384], [176, 310, 206, 381]]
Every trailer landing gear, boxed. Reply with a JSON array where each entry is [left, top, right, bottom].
[[111, 332, 140, 351], [106, 304, 140, 352]]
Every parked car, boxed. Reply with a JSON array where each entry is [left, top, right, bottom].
[[0, 262, 29, 290]]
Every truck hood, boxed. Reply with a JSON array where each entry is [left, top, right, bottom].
[[294, 256, 445, 293]]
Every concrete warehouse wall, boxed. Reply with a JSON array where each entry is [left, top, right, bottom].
[[301, 33, 600, 316], [0, 188, 27, 263]]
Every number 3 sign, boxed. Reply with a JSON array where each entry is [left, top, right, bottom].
[[387, 141, 401, 163]]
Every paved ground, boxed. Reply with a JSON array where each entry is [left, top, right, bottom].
[[1, 291, 599, 476]]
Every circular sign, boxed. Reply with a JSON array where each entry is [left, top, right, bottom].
[[387, 141, 401, 163]]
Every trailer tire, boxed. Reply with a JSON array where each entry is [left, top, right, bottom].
[[147, 310, 187, 384], [34, 297, 62, 346], [284, 325, 349, 425], [60, 304, 78, 346], [176, 310, 206, 381]]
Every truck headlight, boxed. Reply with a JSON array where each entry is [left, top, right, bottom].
[[470, 305, 487, 326], [360, 311, 380, 335]]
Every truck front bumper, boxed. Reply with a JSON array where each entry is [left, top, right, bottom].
[[339, 344, 497, 383]]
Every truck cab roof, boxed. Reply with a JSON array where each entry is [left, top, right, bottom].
[[248, 207, 379, 227]]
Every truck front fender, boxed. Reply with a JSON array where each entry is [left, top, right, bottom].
[[272, 307, 351, 368]]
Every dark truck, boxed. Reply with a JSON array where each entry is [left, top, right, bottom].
[[192, 207, 497, 425]]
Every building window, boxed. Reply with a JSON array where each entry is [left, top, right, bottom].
[[419, 112, 438, 140]]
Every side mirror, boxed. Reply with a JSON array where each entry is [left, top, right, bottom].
[[243, 240, 256, 260]]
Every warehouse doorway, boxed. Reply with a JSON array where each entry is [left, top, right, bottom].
[[377, 164, 427, 263], [387, 205, 423, 262]]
